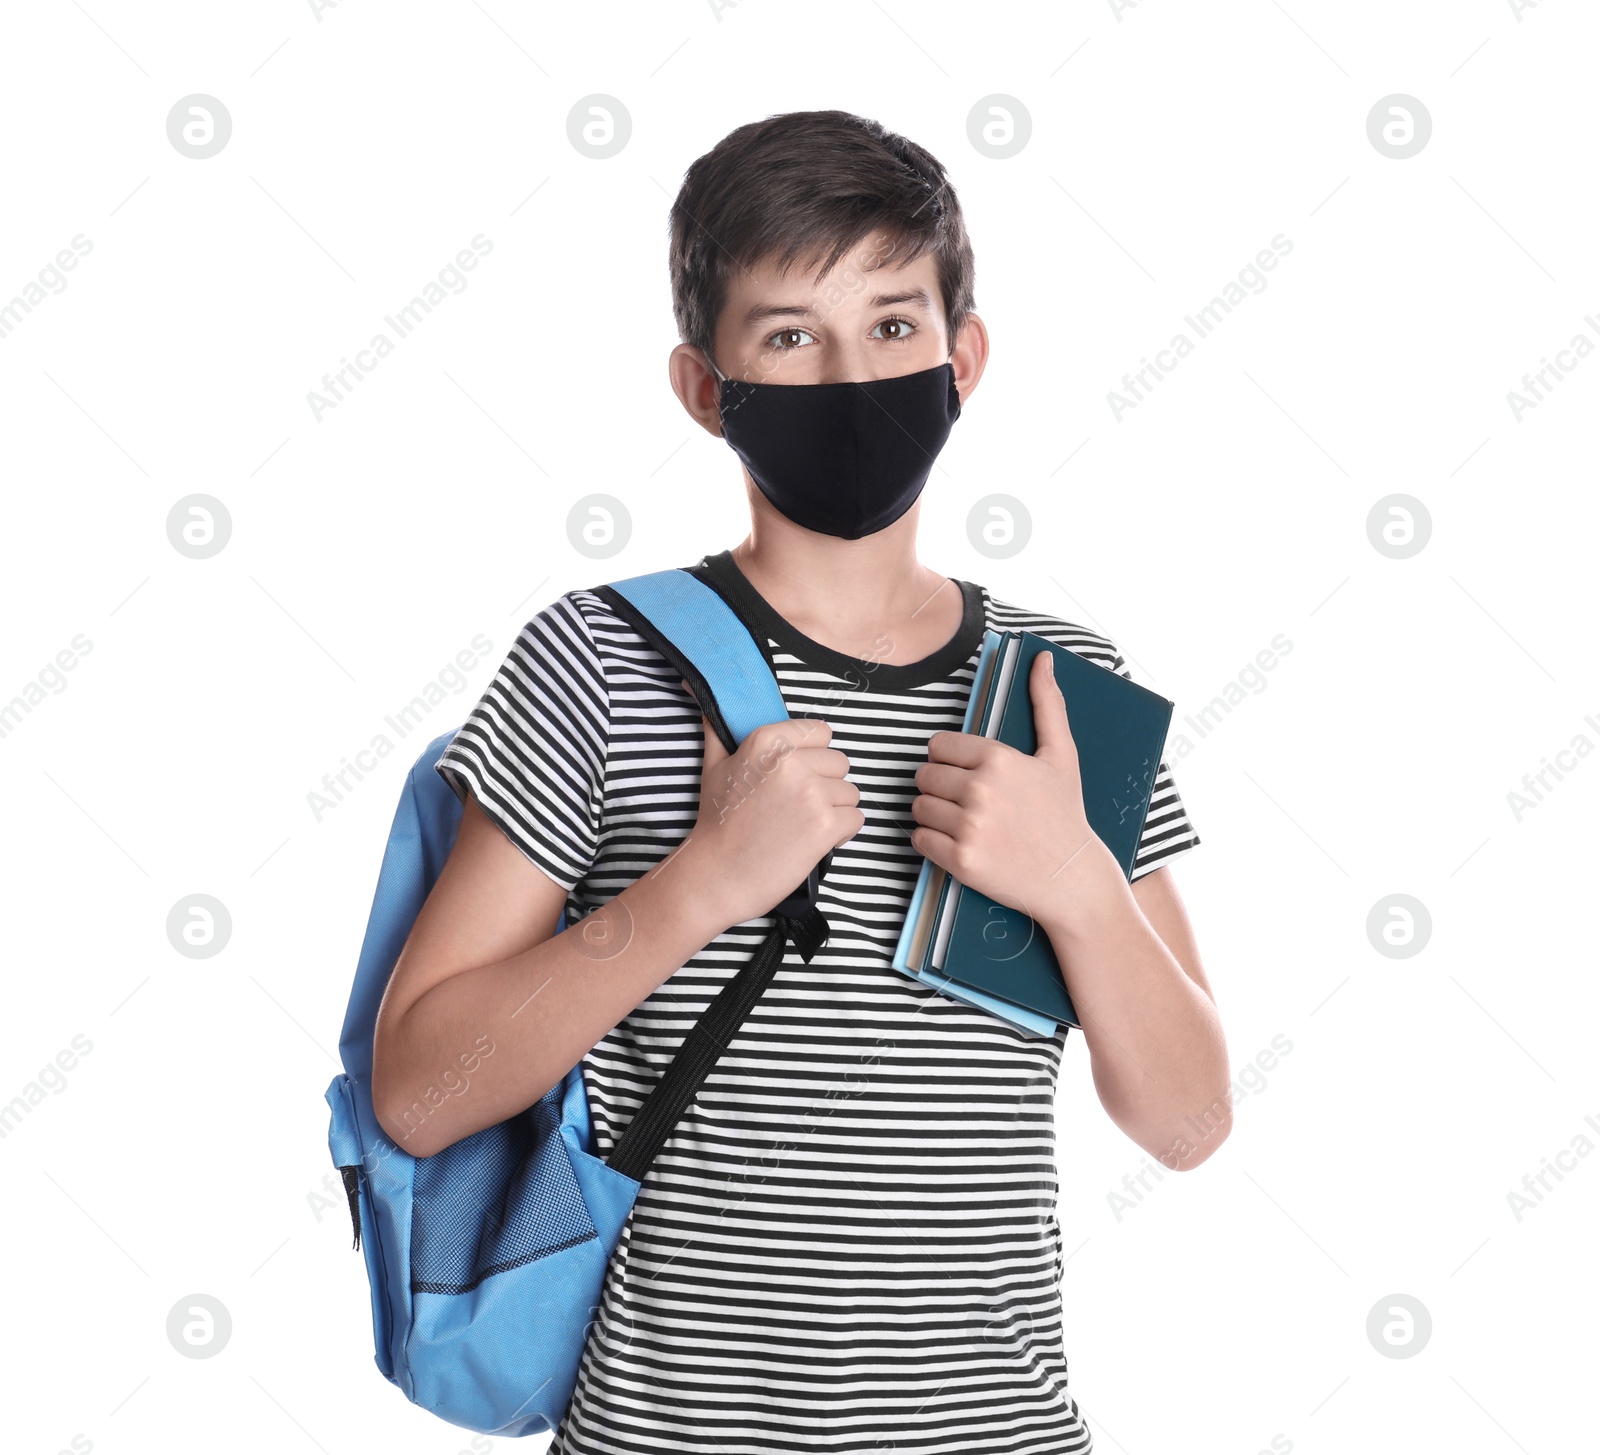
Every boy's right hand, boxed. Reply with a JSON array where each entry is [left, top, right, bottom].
[[676, 680, 862, 932]]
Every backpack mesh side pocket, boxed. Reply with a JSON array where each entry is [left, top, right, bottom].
[[410, 1080, 598, 1295]]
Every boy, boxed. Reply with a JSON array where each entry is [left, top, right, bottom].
[[372, 110, 1228, 1454]]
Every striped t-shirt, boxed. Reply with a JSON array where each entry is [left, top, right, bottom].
[[434, 548, 1199, 1455]]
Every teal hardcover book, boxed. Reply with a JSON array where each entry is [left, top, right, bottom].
[[894, 628, 1174, 1029], [896, 624, 1056, 1030], [891, 628, 1060, 1037]]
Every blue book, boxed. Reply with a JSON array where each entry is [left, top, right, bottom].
[[892, 628, 1174, 1034]]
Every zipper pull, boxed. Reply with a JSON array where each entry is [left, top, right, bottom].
[[339, 1165, 361, 1250]]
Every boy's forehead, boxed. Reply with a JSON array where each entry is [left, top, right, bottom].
[[726, 239, 940, 317]]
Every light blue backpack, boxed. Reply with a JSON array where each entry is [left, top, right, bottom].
[[324, 567, 831, 1437]]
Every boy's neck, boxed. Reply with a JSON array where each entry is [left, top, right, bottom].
[[727, 519, 964, 666]]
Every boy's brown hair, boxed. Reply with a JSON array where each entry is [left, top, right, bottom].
[[668, 109, 975, 364]]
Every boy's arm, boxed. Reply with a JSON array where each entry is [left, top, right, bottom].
[[370, 793, 727, 1161], [1041, 857, 1231, 1171]]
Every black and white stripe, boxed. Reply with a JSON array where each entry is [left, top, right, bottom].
[[435, 552, 1199, 1454]]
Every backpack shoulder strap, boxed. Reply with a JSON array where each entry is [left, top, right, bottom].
[[592, 568, 784, 758], [589, 567, 832, 1182], [594, 568, 832, 921]]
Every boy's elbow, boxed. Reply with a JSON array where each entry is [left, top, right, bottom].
[[370, 1016, 440, 1159], [1167, 1111, 1232, 1171], [372, 1080, 441, 1160]]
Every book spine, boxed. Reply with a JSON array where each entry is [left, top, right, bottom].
[[933, 631, 1018, 959], [894, 629, 1006, 976], [891, 857, 932, 974]]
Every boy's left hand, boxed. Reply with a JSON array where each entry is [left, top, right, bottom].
[[909, 650, 1118, 934]]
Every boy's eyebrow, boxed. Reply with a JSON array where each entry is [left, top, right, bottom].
[[867, 288, 935, 311], [739, 287, 936, 327]]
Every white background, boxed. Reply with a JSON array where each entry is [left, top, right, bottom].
[[2, 1, 1596, 1452]]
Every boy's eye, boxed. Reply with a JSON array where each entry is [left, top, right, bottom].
[[870, 316, 917, 342], [766, 327, 816, 351]]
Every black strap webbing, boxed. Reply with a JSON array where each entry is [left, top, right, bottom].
[[607, 906, 829, 1184]]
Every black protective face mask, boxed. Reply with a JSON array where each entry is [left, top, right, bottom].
[[707, 355, 962, 540]]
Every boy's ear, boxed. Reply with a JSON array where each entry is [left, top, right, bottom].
[[947, 312, 990, 407], [668, 342, 725, 438]]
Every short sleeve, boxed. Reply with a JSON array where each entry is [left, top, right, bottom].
[[434, 593, 609, 895], [1108, 642, 1201, 880]]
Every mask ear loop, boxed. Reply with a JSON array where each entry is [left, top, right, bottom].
[[703, 347, 738, 432]]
